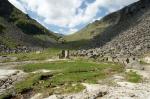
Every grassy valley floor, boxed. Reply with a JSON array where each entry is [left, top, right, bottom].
[[0, 59, 124, 98], [0, 51, 150, 99]]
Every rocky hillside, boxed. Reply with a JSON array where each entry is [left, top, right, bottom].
[[74, 0, 150, 58], [0, 0, 61, 53]]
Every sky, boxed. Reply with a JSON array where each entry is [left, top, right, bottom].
[[8, 0, 139, 35]]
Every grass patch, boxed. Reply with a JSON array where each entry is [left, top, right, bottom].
[[14, 74, 40, 93], [54, 83, 85, 94], [0, 36, 17, 48], [2, 60, 124, 98], [125, 70, 142, 83], [20, 60, 123, 73], [140, 60, 150, 65], [8, 48, 61, 61], [19, 60, 124, 86]]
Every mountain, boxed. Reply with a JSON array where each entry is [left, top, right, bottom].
[[0, 0, 61, 52], [64, 12, 118, 42], [71, 0, 150, 57]]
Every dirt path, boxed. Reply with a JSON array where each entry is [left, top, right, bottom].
[[0, 58, 68, 69]]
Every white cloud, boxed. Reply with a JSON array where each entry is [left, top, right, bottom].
[[8, 0, 139, 34], [67, 28, 78, 35], [91, 17, 102, 23]]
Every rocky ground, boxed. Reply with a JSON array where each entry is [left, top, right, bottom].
[[0, 57, 150, 99], [0, 58, 68, 95], [31, 57, 150, 99], [1, 67, 150, 99], [0, 44, 31, 54], [43, 68, 150, 99], [0, 69, 26, 95]]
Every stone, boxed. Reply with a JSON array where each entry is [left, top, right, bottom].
[[59, 50, 70, 59], [143, 56, 150, 63], [35, 51, 41, 54]]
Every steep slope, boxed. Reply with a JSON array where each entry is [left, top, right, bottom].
[[0, 0, 61, 52], [74, 0, 150, 57], [64, 12, 120, 41]]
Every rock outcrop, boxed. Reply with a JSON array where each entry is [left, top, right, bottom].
[[0, 70, 26, 95]]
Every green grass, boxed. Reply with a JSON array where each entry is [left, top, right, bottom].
[[20, 60, 123, 73], [0, 36, 17, 48], [62, 40, 91, 49], [64, 21, 109, 42], [125, 70, 142, 83], [1, 73, 85, 98], [8, 48, 61, 61], [15, 74, 40, 93], [1, 60, 124, 98], [140, 60, 150, 65], [19, 60, 124, 85], [63, 11, 119, 42], [9, 6, 59, 41]]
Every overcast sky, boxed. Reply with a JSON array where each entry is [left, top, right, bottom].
[[8, 0, 139, 35]]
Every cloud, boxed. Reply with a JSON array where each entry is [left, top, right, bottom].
[[67, 28, 78, 35], [8, 0, 139, 34]]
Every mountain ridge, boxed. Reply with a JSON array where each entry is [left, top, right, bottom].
[[0, 0, 61, 53]]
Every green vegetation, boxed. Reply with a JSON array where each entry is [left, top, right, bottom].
[[140, 60, 150, 65], [125, 70, 142, 83], [20, 60, 123, 73], [9, 8, 59, 40], [61, 40, 91, 50], [64, 12, 120, 42], [15, 74, 40, 93], [63, 19, 112, 49], [63, 11, 121, 49], [0, 0, 62, 50], [15, 19, 46, 35], [1, 60, 124, 98], [64, 22, 108, 42], [14, 60, 123, 97], [0, 36, 17, 48], [9, 48, 61, 61], [33, 35, 56, 42], [0, 71, 83, 98]]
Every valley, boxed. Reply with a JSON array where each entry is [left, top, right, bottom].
[[0, 0, 150, 99]]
